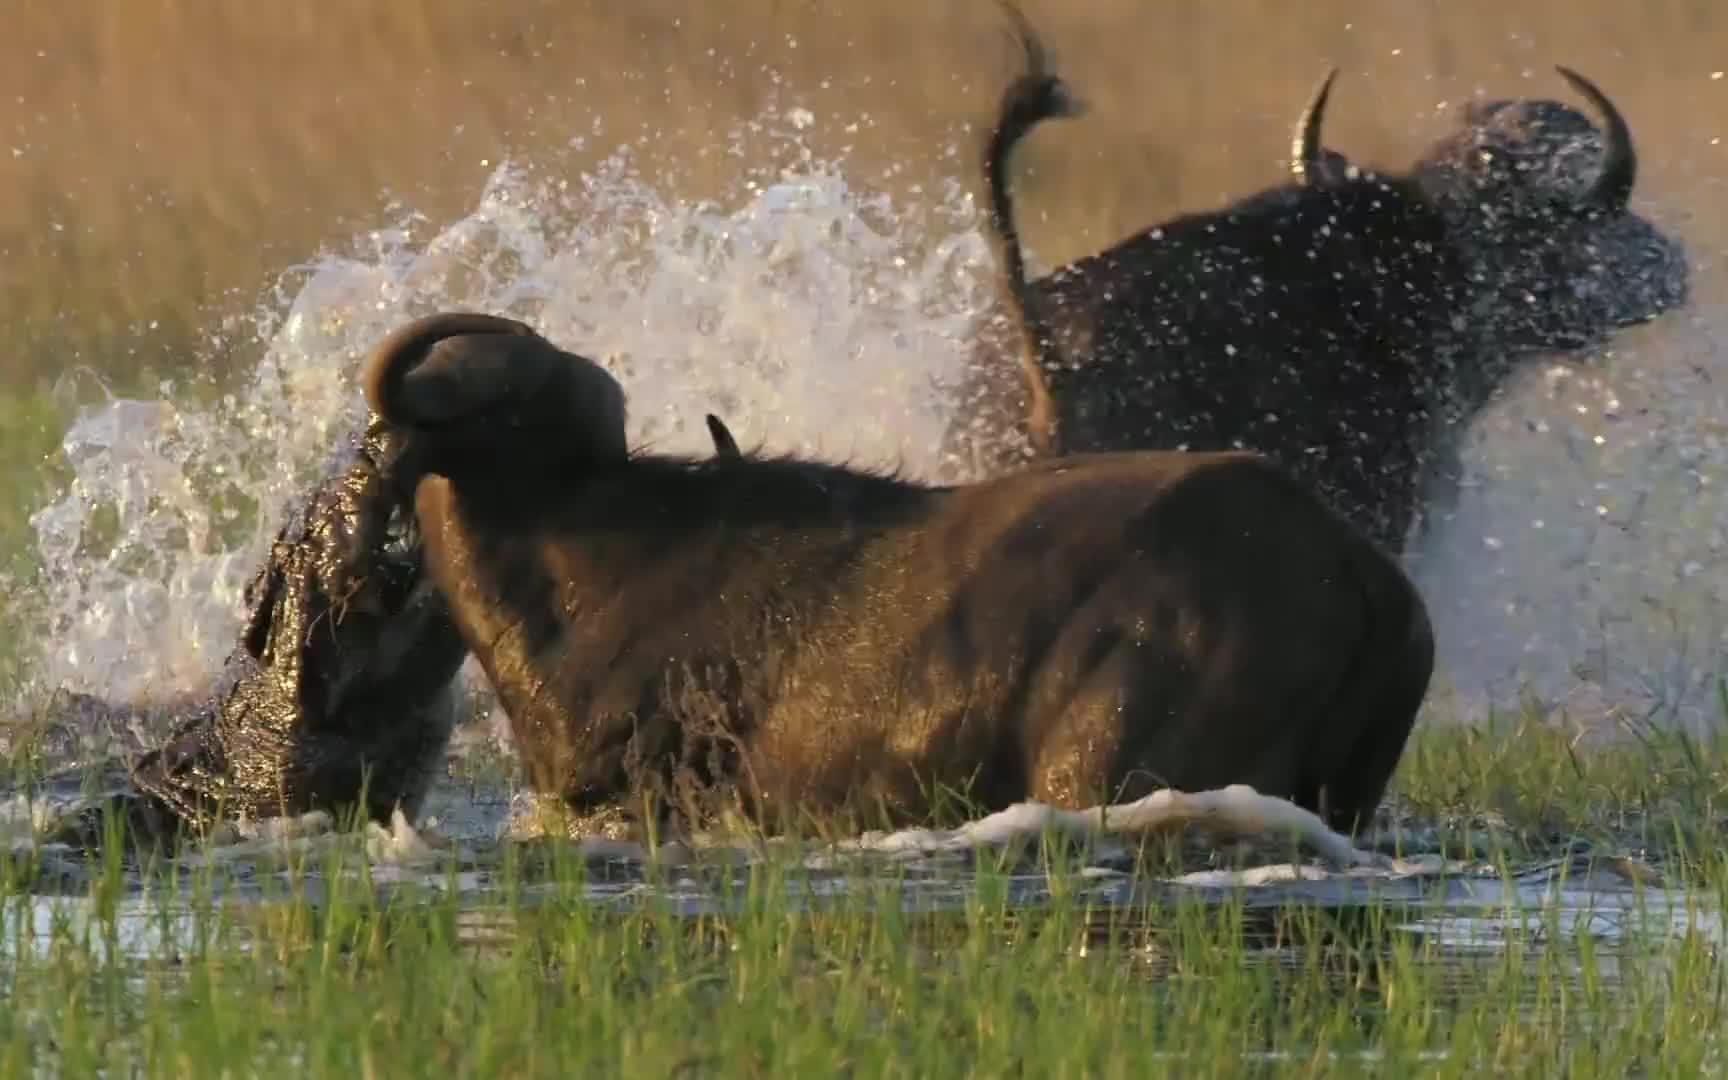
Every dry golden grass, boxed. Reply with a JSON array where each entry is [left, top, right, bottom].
[[1, 0, 1724, 387]]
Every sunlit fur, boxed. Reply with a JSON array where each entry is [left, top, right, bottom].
[[369, 312, 1435, 837]]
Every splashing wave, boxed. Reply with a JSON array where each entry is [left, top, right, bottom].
[[15, 105, 1728, 733], [22, 118, 996, 711]]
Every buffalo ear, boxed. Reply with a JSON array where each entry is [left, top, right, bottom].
[[567, 359, 631, 463]]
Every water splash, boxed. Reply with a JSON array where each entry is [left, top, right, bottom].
[[1414, 301, 1728, 730], [21, 113, 996, 714], [14, 104, 1728, 734]]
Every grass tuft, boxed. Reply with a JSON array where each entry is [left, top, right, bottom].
[[0, 721, 1723, 1075]]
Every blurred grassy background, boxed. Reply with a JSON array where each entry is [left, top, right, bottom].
[[3, 0, 1724, 392], [0, 1, 1724, 603]]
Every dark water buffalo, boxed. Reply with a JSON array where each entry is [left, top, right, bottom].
[[942, 10, 1690, 553], [47, 408, 470, 848], [366, 312, 1434, 837]]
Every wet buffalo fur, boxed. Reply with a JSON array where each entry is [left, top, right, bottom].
[[943, 4, 1689, 555], [366, 312, 1435, 838]]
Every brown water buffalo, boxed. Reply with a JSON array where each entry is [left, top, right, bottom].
[[942, 5, 1690, 554], [365, 312, 1434, 837], [42, 393, 762, 851]]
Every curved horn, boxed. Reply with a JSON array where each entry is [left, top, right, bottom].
[[365, 311, 631, 465], [1289, 68, 1339, 185], [362, 312, 537, 424], [1554, 66, 1636, 211], [705, 414, 742, 459]]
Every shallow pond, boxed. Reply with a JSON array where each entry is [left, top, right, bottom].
[[4, 764, 1719, 979]]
